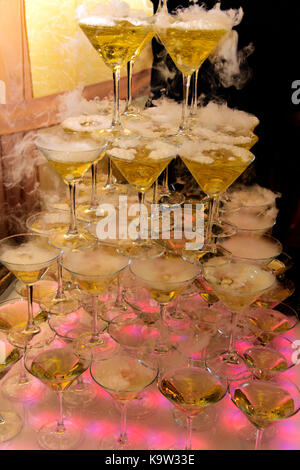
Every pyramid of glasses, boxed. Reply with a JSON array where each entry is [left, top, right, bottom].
[[0, 0, 298, 451]]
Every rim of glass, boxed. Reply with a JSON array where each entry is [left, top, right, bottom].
[[35, 134, 107, 154], [203, 259, 277, 298], [62, 250, 130, 280], [229, 375, 300, 419], [26, 211, 90, 234], [90, 356, 158, 394], [220, 234, 283, 263], [129, 257, 202, 287], [0, 233, 62, 267]]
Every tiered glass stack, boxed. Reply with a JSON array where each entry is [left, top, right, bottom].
[[0, 0, 298, 451]]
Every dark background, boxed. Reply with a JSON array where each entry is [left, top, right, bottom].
[[150, 0, 300, 310]]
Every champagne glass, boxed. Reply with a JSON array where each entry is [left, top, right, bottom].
[[79, 3, 153, 136], [220, 234, 282, 265], [0, 332, 23, 442], [90, 348, 158, 449], [246, 303, 299, 345], [24, 339, 91, 450], [35, 127, 105, 250], [130, 252, 201, 354], [242, 336, 296, 380], [0, 234, 61, 336], [229, 375, 300, 450], [178, 140, 254, 250], [62, 244, 129, 358], [158, 363, 227, 450], [0, 298, 55, 401], [203, 257, 276, 381], [26, 210, 92, 315], [154, 4, 236, 136]]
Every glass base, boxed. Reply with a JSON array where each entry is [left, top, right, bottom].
[[98, 435, 147, 450], [63, 378, 98, 407], [2, 372, 47, 402], [76, 332, 119, 361], [206, 351, 249, 382], [157, 190, 185, 206], [76, 204, 110, 223], [117, 240, 165, 259], [49, 230, 96, 250], [173, 406, 218, 432], [40, 292, 79, 316], [0, 411, 23, 443], [101, 302, 130, 323], [164, 307, 192, 331], [37, 420, 83, 450]]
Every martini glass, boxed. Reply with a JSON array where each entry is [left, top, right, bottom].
[[229, 375, 300, 450], [0, 297, 55, 402], [203, 257, 276, 381], [90, 348, 158, 449], [0, 332, 23, 442], [179, 140, 254, 249], [35, 127, 105, 250], [242, 336, 296, 380], [246, 303, 299, 345], [219, 234, 282, 264], [26, 210, 92, 315], [107, 134, 177, 256], [79, 4, 153, 136], [24, 338, 91, 450], [154, 4, 236, 136], [130, 252, 201, 354], [0, 234, 61, 336], [158, 363, 227, 450], [62, 244, 129, 358]]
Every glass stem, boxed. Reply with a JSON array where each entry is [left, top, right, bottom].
[[185, 416, 193, 450], [105, 158, 113, 187], [25, 284, 35, 332], [255, 428, 263, 450], [206, 196, 217, 247], [191, 69, 199, 115], [153, 179, 158, 204], [162, 167, 169, 192], [138, 192, 146, 240], [75, 376, 84, 392], [67, 182, 78, 235], [19, 355, 29, 385], [55, 258, 64, 300], [91, 295, 99, 341], [112, 66, 122, 129], [56, 391, 66, 433], [90, 163, 97, 210], [115, 276, 122, 307], [228, 311, 237, 356], [118, 401, 128, 445], [179, 74, 191, 134], [215, 195, 221, 223], [124, 60, 134, 113]]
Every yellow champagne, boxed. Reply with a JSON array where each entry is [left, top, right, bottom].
[[131, 256, 200, 305], [243, 348, 288, 378], [0, 348, 22, 380], [30, 349, 88, 392], [233, 381, 295, 429], [108, 139, 175, 192], [79, 19, 152, 70], [159, 368, 225, 417], [180, 142, 254, 197], [0, 301, 47, 331], [48, 159, 97, 183], [156, 27, 227, 75]]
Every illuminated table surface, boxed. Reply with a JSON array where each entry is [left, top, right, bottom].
[[0, 284, 299, 451]]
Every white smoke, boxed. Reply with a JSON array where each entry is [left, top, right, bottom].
[[209, 30, 255, 90]]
